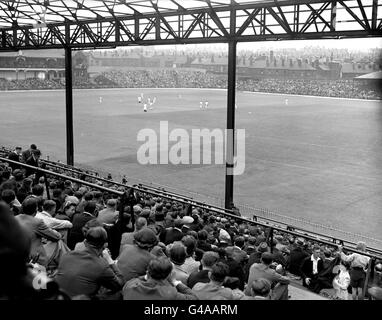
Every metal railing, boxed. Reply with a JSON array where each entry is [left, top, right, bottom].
[[1, 156, 381, 298]]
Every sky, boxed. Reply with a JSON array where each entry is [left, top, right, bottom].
[[153, 38, 382, 52]]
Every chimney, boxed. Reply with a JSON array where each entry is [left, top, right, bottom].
[[274, 59, 277, 67], [242, 56, 246, 66], [249, 55, 254, 66], [281, 57, 285, 67], [266, 57, 270, 67], [270, 50, 274, 62], [290, 58, 293, 67]]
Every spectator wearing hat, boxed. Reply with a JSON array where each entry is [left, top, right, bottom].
[[244, 236, 257, 255], [338, 242, 370, 300], [246, 252, 290, 300], [181, 236, 200, 275], [55, 226, 124, 298], [242, 278, 272, 300], [122, 257, 197, 300], [193, 262, 239, 300], [187, 251, 219, 289], [120, 217, 147, 252], [286, 238, 310, 277], [169, 243, 189, 285], [162, 218, 184, 245], [218, 228, 231, 248], [97, 199, 118, 225], [15, 197, 61, 266], [300, 245, 324, 293], [117, 227, 158, 282]]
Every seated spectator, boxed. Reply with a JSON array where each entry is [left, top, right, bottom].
[[181, 235, 200, 275], [122, 257, 197, 300], [300, 245, 324, 293], [246, 252, 290, 300], [169, 243, 189, 285], [15, 197, 61, 266], [242, 278, 272, 300], [36, 200, 73, 231], [187, 251, 219, 289], [193, 262, 239, 300], [287, 237, 310, 276], [161, 218, 184, 245], [117, 228, 157, 282], [368, 262, 382, 300], [120, 217, 147, 252], [74, 219, 103, 251], [67, 201, 97, 250], [97, 199, 118, 225], [55, 226, 124, 299], [245, 241, 269, 281]]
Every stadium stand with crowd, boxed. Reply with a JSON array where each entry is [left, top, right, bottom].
[[0, 144, 381, 301]]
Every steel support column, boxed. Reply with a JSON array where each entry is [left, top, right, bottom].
[[65, 46, 74, 166], [224, 40, 237, 209]]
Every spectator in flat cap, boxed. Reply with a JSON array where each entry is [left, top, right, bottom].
[[162, 218, 184, 245], [122, 257, 197, 300], [55, 226, 124, 298], [117, 227, 157, 282], [246, 252, 290, 300]]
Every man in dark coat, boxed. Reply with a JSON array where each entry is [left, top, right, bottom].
[[287, 238, 310, 276], [161, 218, 184, 245], [21, 144, 37, 163], [300, 245, 324, 293], [7, 147, 22, 171]]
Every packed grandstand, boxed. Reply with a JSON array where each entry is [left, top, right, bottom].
[[0, 145, 381, 301], [0, 47, 381, 100]]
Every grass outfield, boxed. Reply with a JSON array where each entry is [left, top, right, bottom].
[[1, 88, 382, 245]]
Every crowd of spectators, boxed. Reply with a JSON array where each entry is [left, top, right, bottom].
[[1, 70, 380, 99], [1, 144, 381, 301]]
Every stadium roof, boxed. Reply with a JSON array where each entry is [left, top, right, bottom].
[[0, 0, 266, 29], [1, 0, 381, 51]]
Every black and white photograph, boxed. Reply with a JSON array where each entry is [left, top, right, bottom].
[[0, 0, 381, 309]]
